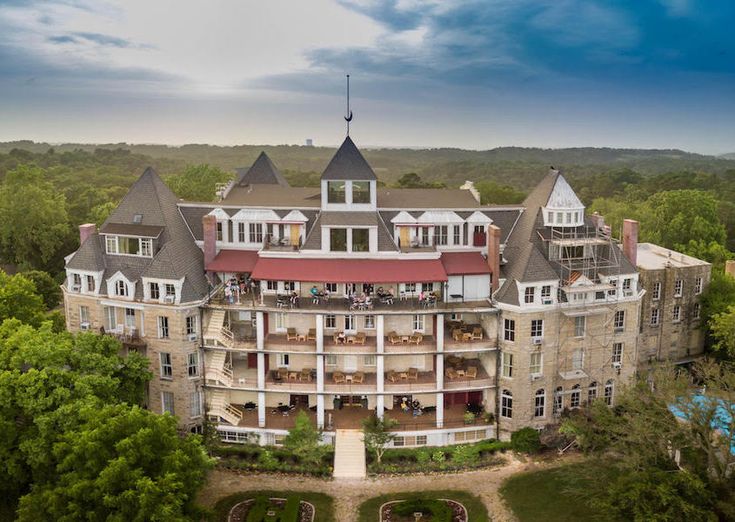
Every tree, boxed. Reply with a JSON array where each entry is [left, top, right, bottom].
[[0, 270, 46, 326], [510, 427, 541, 453], [21, 270, 62, 309], [474, 180, 525, 204], [165, 164, 233, 201], [394, 172, 445, 189], [362, 414, 398, 466], [711, 306, 735, 360], [16, 404, 212, 522], [701, 272, 735, 354], [0, 165, 70, 270], [282, 411, 329, 467], [89, 201, 117, 226]]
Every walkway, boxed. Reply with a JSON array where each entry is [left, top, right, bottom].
[[333, 429, 366, 479]]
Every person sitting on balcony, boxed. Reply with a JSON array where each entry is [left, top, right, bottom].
[[322, 288, 330, 301], [418, 290, 426, 304], [310, 285, 320, 304], [400, 397, 411, 412], [290, 291, 299, 307], [224, 284, 233, 304], [336, 331, 346, 344]]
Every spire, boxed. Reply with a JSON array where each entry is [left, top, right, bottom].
[[321, 136, 376, 181], [344, 74, 353, 136]]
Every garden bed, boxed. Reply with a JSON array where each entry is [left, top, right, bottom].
[[359, 491, 487, 522], [211, 444, 334, 477], [212, 491, 335, 522], [368, 439, 510, 474]]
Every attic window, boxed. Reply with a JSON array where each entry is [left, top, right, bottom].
[[133, 214, 143, 224]]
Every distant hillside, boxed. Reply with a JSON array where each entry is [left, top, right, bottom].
[[720, 152, 735, 160], [1, 140, 734, 189]]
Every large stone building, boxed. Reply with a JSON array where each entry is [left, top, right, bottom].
[[62, 136, 710, 445]]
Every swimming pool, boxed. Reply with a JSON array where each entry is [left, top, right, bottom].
[[669, 394, 734, 455]]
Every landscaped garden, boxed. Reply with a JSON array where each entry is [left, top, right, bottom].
[[211, 491, 335, 522], [358, 491, 487, 522], [211, 443, 334, 476]]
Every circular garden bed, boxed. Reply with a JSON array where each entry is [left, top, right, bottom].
[[227, 495, 315, 522], [379, 498, 467, 522]]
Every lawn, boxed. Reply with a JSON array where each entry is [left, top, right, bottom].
[[210, 490, 335, 522], [499, 463, 621, 522], [358, 490, 488, 522]]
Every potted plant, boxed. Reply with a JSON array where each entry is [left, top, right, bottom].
[[463, 411, 476, 425]]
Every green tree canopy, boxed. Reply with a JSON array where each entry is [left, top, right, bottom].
[[282, 411, 329, 467], [474, 180, 525, 204], [0, 270, 47, 326], [362, 414, 398, 465], [20, 270, 62, 310], [165, 164, 233, 201]]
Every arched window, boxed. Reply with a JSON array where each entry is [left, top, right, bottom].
[[115, 280, 128, 297], [534, 389, 545, 418], [604, 380, 614, 405], [501, 389, 513, 419], [553, 386, 563, 414], [588, 382, 598, 404], [570, 384, 581, 408]]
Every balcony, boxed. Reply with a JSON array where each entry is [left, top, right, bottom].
[[266, 367, 317, 391], [384, 369, 437, 393], [443, 357, 494, 390], [262, 234, 301, 252], [444, 322, 497, 352], [324, 371, 377, 393]]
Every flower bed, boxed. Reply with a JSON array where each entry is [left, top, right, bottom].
[[380, 498, 468, 522], [212, 444, 334, 476], [368, 439, 510, 474], [228, 496, 314, 522]]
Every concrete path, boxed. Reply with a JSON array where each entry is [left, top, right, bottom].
[[333, 429, 366, 479]]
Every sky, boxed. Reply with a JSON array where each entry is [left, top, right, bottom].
[[0, 0, 734, 154]]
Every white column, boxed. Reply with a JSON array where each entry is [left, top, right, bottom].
[[257, 391, 266, 428], [376, 314, 385, 419], [256, 311, 266, 427], [435, 313, 444, 428], [315, 314, 325, 428]]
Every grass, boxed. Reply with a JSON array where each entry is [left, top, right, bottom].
[[499, 462, 621, 522], [358, 490, 488, 522], [210, 490, 335, 522]]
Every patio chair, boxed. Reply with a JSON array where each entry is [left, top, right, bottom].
[[465, 366, 478, 379], [307, 328, 316, 341], [299, 368, 313, 382], [407, 367, 419, 381], [276, 368, 288, 381], [452, 329, 464, 342], [352, 371, 365, 384], [332, 371, 346, 384], [471, 326, 483, 340], [387, 331, 401, 344], [386, 370, 398, 383], [445, 367, 458, 379], [354, 332, 367, 345], [286, 328, 298, 341], [409, 333, 423, 345]]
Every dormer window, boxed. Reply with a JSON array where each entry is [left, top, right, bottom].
[[165, 284, 176, 297], [106, 236, 118, 254], [327, 181, 346, 203], [104, 235, 153, 257], [352, 229, 369, 252], [352, 181, 371, 204], [330, 229, 347, 251], [115, 280, 128, 296]]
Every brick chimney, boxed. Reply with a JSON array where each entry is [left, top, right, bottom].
[[79, 223, 96, 245], [202, 214, 217, 269], [589, 212, 605, 231], [487, 224, 501, 294], [725, 260, 735, 279], [622, 219, 639, 267]]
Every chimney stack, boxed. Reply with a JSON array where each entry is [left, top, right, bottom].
[[725, 260, 735, 279], [589, 212, 605, 232], [622, 219, 639, 267], [202, 215, 217, 270], [79, 223, 96, 245], [487, 224, 501, 294]]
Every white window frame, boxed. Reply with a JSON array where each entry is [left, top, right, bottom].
[[672, 305, 681, 323], [570, 385, 581, 409], [572, 349, 584, 371], [531, 319, 544, 338], [612, 343, 623, 364], [588, 382, 598, 403], [162, 391, 175, 415], [614, 310, 625, 331], [158, 316, 170, 339], [674, 279, 683, 297], [412, 314, 425, 332], [325, 354, 337, 366], [275, 313, 287, 332], [363, 355, 376, 367], [604, 380, 614, 405], [501, 352, 513, 378], [524, 287, 535, 304], [530, 351, 542, 376], [553, 387, 563, 414], [186, 316, 198, 335], [364, 315, 375, 329], [695, 277, 703, 295], [115, 280, 128, 297], [79, 305, 90, 325], [160, 352, 173, 379], [534, 389, 545, 418], [574, 316, 585, 338], [503, 318, 515, 342], [500, 390, 513, 418], [652, 281, 661, 300], [325, 314, 336, 329], [344, 314, 356, 332], [693, 303, 700, 319], [650, 308, 660, 326], [190, 391, 202, 418], [277, 353, 290, 368], [187, 352, 199, 377]]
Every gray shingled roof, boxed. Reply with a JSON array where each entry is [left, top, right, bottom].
[[377, 188, 479, 208], [301, 214, 323, 250], [320, 211, 379, 227], [495, 279, 520, 306], [236, 152, 289, 187], [67, 234, 106, 271], [321, 136, 377, 181]]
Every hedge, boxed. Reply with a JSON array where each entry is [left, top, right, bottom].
[[211, 444, 334, 477], [368, 439, 510, 474]]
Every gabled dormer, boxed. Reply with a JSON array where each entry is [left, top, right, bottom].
[[541, 170, 585, 227], [320, 136, 377, 211]]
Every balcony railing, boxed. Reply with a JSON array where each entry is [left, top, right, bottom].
[[262, 234, 301, 251]]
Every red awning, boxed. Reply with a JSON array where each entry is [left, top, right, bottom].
[[440, 252, 491, 276], [251, 258, 448, 283], [206, 249, 259, 273]]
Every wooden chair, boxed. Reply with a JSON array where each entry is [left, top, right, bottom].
[[299, 368, 313, 382], [386, 370, 398, 383], [445, 367, 458, 380], [286, 328, 298, 341], [409, 333, 423, 345], [471, 327, 483, 340], [276, 368, 288, 380], [465, 366, 478, 379], [332, 371, 346, 384], [452, 329, 464, 342], [352, 371, 365, 384], [354, 332, 367, 345], [307, 328, 316, 341], [388, 331, 401, 344], [407, 367, 419, 381]]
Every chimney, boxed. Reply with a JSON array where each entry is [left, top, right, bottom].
[[79, 223, 96, 245], [622, 219, 639, 267], [202, 215, 217, 270], [487, 224, 501, 294], [589, 212, 605, 232], [725, 260, 735, 279]]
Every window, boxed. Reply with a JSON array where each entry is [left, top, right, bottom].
[[588, 382, 598, 403], [434, 225, 448, 246], [275, 313, 287, 330], [412, 314, 425, 332], [266, 280, 278, 291], [86, 275, 95, 292], [249, 223, 263, 243], [403, 282, 417, 293], [345, 314, 355, 331], [454, 430, 485, 442], [421, 282, 435, 292], [673, 305, 681, 322], [105, 235, 118, 254], [70, 273, 82, 290], [79, 305, 89, 325], [216, 222, 223, 241], [453, 225, 462, 245], [165, 284, 175, 297], [553, 387, 563, 414], [574, 316, 586, 337], [158, 316, 169, 339], [693, 303, 701, 319], [572, 349, 584, 370], [105, 306, 117, 330], [352, 228, 369, 252], [160, 352, 172, 378], [325, 314, 336, 329], [531, 319, 544, 338], [622, 278, 631, 291], [566, 212, 572, 224], [327, 181, 346, 203], [541, 285, 551, 299], [187, 352, 199, 377], [604, 380, 614, 405], [330, 228, 347, 251], [190, 391, 202, 418], [674, 280, 683, 297], [695, 277, 703, 295], [501, 352, 514, 378], [534, 389, 545, 417], [607, 279, 617, 297], [162, 391, 175, 415], [124, 307, 135, 328], [326, 283, 337, 293], [277, 353, 290, 367], [283, 281, 295, 292], [352, 181, 371, 203], [570, 384, 581, 408], [140, 238, 152, 256], [150, 282, 160, 300], [652, 281, 661, 300], [325, 354, 337, 366], [236, 222, 245, 242], [556, 211, 563, 223], [501, 390, 513, 418], [614, 310, 625, 331], [186, 316, 198, 335], [612, 343, 623, 364], [115, 280, 128, 297], [547, 211, 554, 223], [363, 355, 376, 366], [504, 319, 515, 342], [530, 351, 542, 375], [524, 287, 535, 304], [650, 308, 660, 326], [393, 435, 428, 447], [364, 315, 375, 329]]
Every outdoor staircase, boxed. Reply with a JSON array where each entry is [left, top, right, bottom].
[[204, 309, 234, 348], [205, 350, 233, 387], [207, 390, 242, 426], [333, 429, 366, 479]]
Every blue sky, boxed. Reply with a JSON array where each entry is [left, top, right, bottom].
[[0, 0, 733, 153]]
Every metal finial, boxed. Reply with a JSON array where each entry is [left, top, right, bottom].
[[344, 74, 353, 136]]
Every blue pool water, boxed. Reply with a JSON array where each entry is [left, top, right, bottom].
[[669, 394, 734, 454]]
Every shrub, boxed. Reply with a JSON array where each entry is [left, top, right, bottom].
[[416, 448, 431, 465], [511, 427, 542, 454], [281, 496, 300, 522], [451, 444, 478, 466], [393, 499, 453, 521]]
